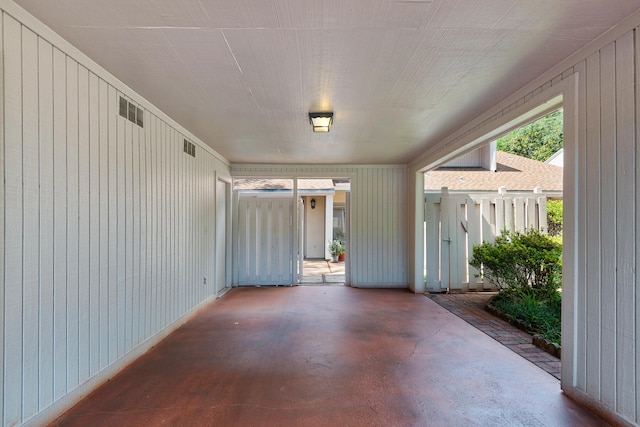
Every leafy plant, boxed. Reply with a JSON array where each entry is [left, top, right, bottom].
[[546, 199, 563, 237], [471, 228, 563, 344], [328, 240, 344, 256], [491, 289, 562, 344], [469, 228, 562, 298]]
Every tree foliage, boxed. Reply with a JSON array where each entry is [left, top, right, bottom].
[[497, 109, 563, 162]]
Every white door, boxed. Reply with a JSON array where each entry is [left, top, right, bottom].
[[304, 196, 325, 258]]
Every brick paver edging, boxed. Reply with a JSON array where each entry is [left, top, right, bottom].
[[426, 293, 561, 379], [485, 296, 561, 359]]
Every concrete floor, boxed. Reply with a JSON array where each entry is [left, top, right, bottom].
[[50, 287, 606, 426], [300, 259, 345, 284]]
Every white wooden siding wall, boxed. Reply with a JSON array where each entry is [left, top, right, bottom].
[[352, 167, 406, 287], [425, 190, 547, 292], [231, 165, 407, 287], [0, 11, 229, 426], [570, 28, 639, 423], [410, 20, 640, 425]]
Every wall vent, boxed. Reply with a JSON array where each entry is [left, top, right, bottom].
[[183, 139, 196, 157], [118, 96, 144, 128]]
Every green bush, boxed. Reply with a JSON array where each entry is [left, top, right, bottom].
[[471, 229, 563, 344], [469, 229, 562, 298], [546, 200, 563, 237], [491, 289, 562, 344]]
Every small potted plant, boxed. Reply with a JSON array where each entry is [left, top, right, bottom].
[[329, 240, 343, 262], [335, 231, 346, 261]]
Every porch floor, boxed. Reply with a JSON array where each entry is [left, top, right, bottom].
[[51, 286, 605, 426], [300, 258, 345, 284]]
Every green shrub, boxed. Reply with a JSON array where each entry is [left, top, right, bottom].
[[469, 228, 562, 298], [546, 200, 563, 237], [492, 289, 562, 344]]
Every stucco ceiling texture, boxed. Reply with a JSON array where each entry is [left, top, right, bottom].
[[15, 0, 640, 164]]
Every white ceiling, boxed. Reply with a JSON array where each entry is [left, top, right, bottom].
[[15, 0, 640, 164]]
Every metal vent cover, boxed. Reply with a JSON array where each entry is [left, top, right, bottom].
[[183, 139, 196, 157], [118, 96, 144, 128]]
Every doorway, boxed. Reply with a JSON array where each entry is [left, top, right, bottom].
[[297, 178, 350, 285]]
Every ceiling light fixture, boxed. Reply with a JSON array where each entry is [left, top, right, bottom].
[[309, 112, 333, 133]]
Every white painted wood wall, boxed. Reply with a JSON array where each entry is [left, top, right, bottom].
[[425, 189, 548, 292], [0, 8, 230, 426], [569, 27, 639, 424], [409, 17, 640, 425], [232, 165, 407, 288]]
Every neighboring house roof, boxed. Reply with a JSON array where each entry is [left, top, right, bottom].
[[546, 148, 564, 167], [234, 178, 335, 191], [425, 151, 563, 192]]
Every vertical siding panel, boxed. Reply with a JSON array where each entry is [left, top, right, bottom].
[[177, 139, 182, 309], [77, 64, 90, 385], [22, 26, 40, 421], [52, 47, 67, 401], [176, 130, 182, 315], [164, 124, 170, 323], [98, 79, 109, 370], [4, 15, 23, 424], [636, 28, 640, 423], [186, 149, 192, 304], [156, 118, 167, 329], [159, 118, 165, 326], [614, 32, 636, 419], [66, 57, 79, 390], [170, 128, 177, 319], [108, 87, 119, 363], [88, 71, 100, 376], [354, 171, 360, 283], [374, 169, 381, 282], [156, 119, 163, 328], [124, 112, 133, 350], [131, 112, 140, 346], [144, 112, 152, 338], [139, 121, 147, 339], [585, 51, 602, 399], [366, 169, 373, 283], [154, 119, 160, 328], [148, 115, 156, 334], [116, 94, 126, 358], [139, 120, 146, 339], [388, 169, 395, 282], [0, 13, 4, 425], [38, 36, 55, 410], [574, 58, 588, 393], [599, 42, 617, 409]]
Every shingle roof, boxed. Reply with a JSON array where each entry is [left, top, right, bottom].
[[234, 178, 335, 191], [425, 151, 563, 192]]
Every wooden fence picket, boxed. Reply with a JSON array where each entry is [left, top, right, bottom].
[[425, 188, 550, 292]]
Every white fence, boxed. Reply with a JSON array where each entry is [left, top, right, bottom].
[[235, 197, 294, 285], [425, 187, 548, 292]]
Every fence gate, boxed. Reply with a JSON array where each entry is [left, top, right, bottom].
[[236, 197, 293, 286], [425, 188, 548, 292]]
